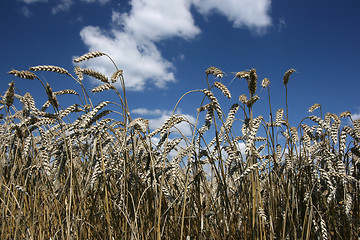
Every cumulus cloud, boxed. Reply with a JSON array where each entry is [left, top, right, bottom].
[[192, 0, 272, 34], [79, 0, 272, 91], [79, 26, 176, 90], [122, 0, 201, 41], [79, 0, 203, 91], [131, 108, 196, 136]]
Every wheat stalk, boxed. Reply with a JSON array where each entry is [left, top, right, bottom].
[[2, 53, 359, 240]]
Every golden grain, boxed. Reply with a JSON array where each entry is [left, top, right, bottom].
[[73, 51, 106, 63], [79, 68, 109, 83], [283, 69, 295, 85], [0, 54, 357, 240], [30, 65, 70, 75], [214, 81, 231, 99], [8, 69, 39, 80]]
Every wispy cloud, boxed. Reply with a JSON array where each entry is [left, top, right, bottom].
[[277, 17, 286, 32], [21, 0, 47, 3], [51, 0, 73, 14], [21, 0, 109, 15], [79, 0, 272, 91], [20, 6, 32, 17], [20, 0, 47, 16], [80, 0, 110, 4]]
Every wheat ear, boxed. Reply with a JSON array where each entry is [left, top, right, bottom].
[[79, 68, 109, 84], [3, 81, 15, 107], [8, 69, 39, 80], [202, 89, 222, 118], [111, 70, 123, 83], [248, 69, 257, 95], [283, 69, 295, 85], [30, 65, 70, 76], [261, 78, 270, 88], [205, 67, 223, 78], [73, 51, 106, 63], [308, 103, 321, 113], [214, 82, 231, 99], [92, 84, 116, 93]]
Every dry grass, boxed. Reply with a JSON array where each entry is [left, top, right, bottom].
[[0, 52, 359, 239]]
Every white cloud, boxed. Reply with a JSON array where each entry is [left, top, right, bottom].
[[352, 109, 360, 120], [345, 108, 360, 125], [79, 26, 176, 91], [51, 0, 73, 14], [192, 0, 272, 34], [123, 0, 201, 41], [131, 108, 163, 116], [21, 0, 47, 3], [79, 0, 202, 91], [79, 0, 272, 91], [351, 113, 360, 122], [353, 114, 360, 120]]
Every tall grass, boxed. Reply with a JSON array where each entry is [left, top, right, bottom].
[[1, 52, 359, 239]]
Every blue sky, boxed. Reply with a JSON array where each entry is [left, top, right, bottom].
[[1, 0, 360, 133]]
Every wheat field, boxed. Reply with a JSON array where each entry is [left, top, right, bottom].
[[0, 52, 359, 239]]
